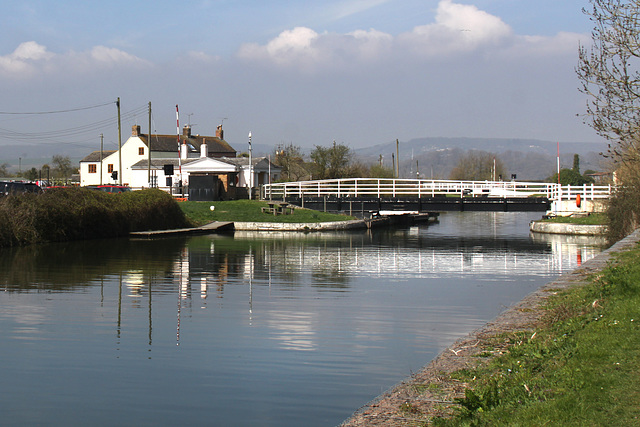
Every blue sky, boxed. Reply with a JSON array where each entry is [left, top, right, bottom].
[[0, 0, 601, 154]]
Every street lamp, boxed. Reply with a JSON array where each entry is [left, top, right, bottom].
[[248, 131, 252, 200]]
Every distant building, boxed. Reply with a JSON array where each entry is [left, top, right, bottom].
[[79, 124, 280, 200]]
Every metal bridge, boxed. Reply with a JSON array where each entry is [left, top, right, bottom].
[[261, 178, 612, 214]]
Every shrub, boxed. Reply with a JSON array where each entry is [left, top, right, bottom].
[[0, 188, 190, 247]]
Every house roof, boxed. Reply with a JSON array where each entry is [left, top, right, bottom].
[[130, 157, 237, 170], [221, 156, 280, 171], [80, 150, 117, 163], [138, 133, 236, 157], [131, 158, 198, 169]]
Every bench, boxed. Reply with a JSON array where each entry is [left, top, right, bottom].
[[262, 201, 294, 215]]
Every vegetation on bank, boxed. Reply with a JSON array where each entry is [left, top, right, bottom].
[[432, 244, 640, 426], [0, 188, 190, 247], [540, 213, 607, 226], [178, 200, 355, 226]]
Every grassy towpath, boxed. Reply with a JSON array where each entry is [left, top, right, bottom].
[[178, 199, 354, 226]]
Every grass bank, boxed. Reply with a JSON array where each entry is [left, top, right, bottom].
[[178, 200, 354, 226], [0, 188, 190, 247], [434, 241, 640, 426], [540, 213, 608, 226]]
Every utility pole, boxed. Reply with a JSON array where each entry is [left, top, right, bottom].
[[100, 133, 104, 185], [248, 132, 253, 200], [117, 97, 122, 185], [395, 139, 400, 179], [392, 153, 395, 178], [148, 102, 152, 186]]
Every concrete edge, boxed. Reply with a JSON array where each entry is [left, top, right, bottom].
[[232, 219, 368, 231], [530, 220, 608, 235]]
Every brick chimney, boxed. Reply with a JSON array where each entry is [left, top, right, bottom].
[[183, 125, 191, 138], [216, 125, 224, 140], [132, 125, 141, 136]]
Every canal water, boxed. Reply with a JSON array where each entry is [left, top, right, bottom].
[[0, 212, 606, 426]]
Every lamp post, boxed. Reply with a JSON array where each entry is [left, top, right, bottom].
[[248, 132, 252, 200]]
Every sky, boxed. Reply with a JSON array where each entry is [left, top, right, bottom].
[[0, 0, 602, 156]]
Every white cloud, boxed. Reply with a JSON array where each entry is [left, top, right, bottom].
[[239, 0, 588, 69], [89, 46, 145, 65], [237, 26, 393, 70], [399, 0, 512, 56], [0, 42, 149, 78], [0, 41, 53, 75]]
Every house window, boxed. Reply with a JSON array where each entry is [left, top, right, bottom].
[[108, 164, 114, 173], [88, 164, 97, 173], [139, 147, 145, 155]]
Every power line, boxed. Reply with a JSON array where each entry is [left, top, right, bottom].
[[0, 104, 149, 143], [0, 101, 116, 115]]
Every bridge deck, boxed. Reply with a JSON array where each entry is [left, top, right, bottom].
[[283, 195, 550, 214]]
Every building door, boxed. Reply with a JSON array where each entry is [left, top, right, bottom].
[[189, 175, 219, 201]]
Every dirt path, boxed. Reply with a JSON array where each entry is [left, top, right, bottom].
[[339, 230, 640, 426]]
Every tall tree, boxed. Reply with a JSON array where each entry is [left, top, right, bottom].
[[577, 0, 640, 163], [0, 163, 9, 177], [274, 143, 307, 181], [51, 155, 73, 179], [577, 0, 640, 240], [310, 142, 352, 179]]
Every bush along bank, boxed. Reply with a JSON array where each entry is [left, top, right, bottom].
[[0, 188, 191, 247]]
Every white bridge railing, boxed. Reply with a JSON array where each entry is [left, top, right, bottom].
[[262, 178, 612, 201]]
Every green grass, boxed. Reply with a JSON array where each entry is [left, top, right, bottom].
[[540, 213, 608, 225], [434, 244, 640, 426], [178, 200, 355, 226]]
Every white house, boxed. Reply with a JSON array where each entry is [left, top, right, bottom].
[[80, 124, 280, 200]]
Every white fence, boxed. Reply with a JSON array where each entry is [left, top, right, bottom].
[[261, 178, 612, 201]]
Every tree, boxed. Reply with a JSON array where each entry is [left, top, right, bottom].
[[577, 0, 640, 163], [310, 141, 352, 179], [577, 1, 640, 240], [23, 167, 39, 181], [548, 168, 595, 186], [0, 163, 9, 177], [367, 164, 395, 178], [274, 143, 308, 181], [449, 151, 506, 181], [51, 155, 73, 179]]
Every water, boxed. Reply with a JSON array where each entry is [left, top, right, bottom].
[[0, 212, 606, 426]]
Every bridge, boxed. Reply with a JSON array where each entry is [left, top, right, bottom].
[[261, 178, 612, 215]]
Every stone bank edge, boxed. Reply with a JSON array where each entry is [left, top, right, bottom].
[[233, 219, 369, 232], [530, 221, 607, 235]]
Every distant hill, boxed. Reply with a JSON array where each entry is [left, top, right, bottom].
[[0, 136, 609, 181], [355, 137, 608, 181]]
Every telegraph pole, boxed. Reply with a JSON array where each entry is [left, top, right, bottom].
[[395, 139, 399, 178], [148, 102, 152, 186], [248, 132, 252, 200], [100, 133, 104, 185], [117, 97, 122, 185]]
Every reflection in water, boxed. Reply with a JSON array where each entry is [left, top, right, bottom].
[[0, 212, 608, 427]]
